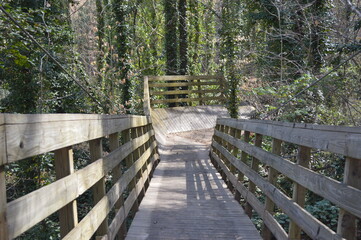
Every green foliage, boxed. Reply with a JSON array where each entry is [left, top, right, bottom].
[[220, 0, 242, 118], [306, 200, 339, 231]]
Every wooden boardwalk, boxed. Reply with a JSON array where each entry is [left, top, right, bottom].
[[126, 128, 262, 240]]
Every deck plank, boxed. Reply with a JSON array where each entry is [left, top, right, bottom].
[[126, 129, 261, 240]]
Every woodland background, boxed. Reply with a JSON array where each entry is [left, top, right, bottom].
[[0, 0, 360, 239]]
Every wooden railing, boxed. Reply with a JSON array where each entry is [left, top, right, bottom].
[[0, 114, 159, 240], [145, 75, 225, 107], [210, 118, 361, 240]]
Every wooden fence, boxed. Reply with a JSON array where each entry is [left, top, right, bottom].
[[210, 118, 361, 240], [0, 114, 159, 240], [145, 75, 225, 107]]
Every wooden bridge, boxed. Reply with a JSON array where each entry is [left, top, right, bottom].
[[0, 75, 360, 240]]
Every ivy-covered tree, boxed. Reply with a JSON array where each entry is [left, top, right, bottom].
[[164, 0, 178, 75], [113, 0, 131, 108], [220, 0, 242, 118]]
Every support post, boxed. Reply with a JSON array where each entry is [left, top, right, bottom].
[[245, 133, 263, 217], [89, 138, 108, 237], [0, 166, 9, 240], [54, 147, 78, 238], [235, 130, 250, 202], [262, 138, 282, 240], [289, 146, 311, 239], [197, 79, 203, 105], [109, 133, 127, 239], [123, 129, 139, 214], [337, 157, 361, 239]]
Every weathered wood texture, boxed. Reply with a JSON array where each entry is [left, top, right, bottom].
[[1, 114, 151, 164], [126, 130, 262, 240], [0, 114, 159, 239], [146, 75, 225, 106], [337, 157, 361, 239], [54, 147, 78, 238], [211, 118, 361, 240]]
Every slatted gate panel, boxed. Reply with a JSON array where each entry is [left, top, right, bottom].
[[210, 118, 361, 240], [0, 114, 159, 240], [146, 75, 225, 107]]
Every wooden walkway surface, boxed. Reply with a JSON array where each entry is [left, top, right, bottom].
[[126, 128, 262, 240]]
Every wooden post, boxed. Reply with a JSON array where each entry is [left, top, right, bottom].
[[219, 76, 226, 105], [218, 125, 228, 182], [198, 79, 203, 105], [289, 146, 311, 239], [187, 79, 192, 106], [245, 133, 263, 217], [262, 138, 282, 240], [337, 157, 361, 239], [143, 76, 151, 116], [89, 138, 108, 237], [229, 127, 238, 174], [141, 126, 150, 190], [124, 129, 139, 213], [223, 125, 234, 192], [109, 133, 127, 239], [235, 130, 250, 202], [54, 147, 78, 238], [0, 166, 9, 240], [133, 127, 146, 201]]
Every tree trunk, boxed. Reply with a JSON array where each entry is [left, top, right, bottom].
[[164, 0, 179, 107], [178, 0, 188, 75], [113, 0, 131, 109]]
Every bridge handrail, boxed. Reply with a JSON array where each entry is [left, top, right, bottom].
[[0, 113, 159, 240], [210, 118, 361, 240], [146, 75, 225, 107]]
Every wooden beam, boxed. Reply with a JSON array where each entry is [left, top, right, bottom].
[[0, 166, 9, 240], [262, 138, 282, 240], [63, 142, 157, 240], [235, 130, 250, 202], [212, 141, 342, 240], [337, 157, 361, 239], [6, 129, 153, 238], [147, 75, 222, 81], [214, 129, 361, 219], [54, 147, 78, 238], [210, 151, 288, 240], [149, 81, 221, 88], [109, 133, 126, 239], [0, 117, 6, 166], [289, 146, 311, 239], [151, 89, 219, 96], [143, 76, 151, 116], [245, 133, 263, 217], [5, 115, 150, 163], [217, 118, 361, 160], [125, 129, 139, 213], [89, 138, 108, 237], [150, 96, 223, 104]]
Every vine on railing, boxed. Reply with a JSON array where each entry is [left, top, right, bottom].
[[210, 118, 361, 240], [0, 114, 159, 240]]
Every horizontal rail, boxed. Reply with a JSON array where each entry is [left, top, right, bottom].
[[150, 89, 219, 96], [149, 81, 221, 88], [0, 114, 150, 164], [145, 75, 225, 108], [210, 118, 361, 240], [150, 96, 223, 104], [217, 118, 361, 159], [147, 75, 223, 81], [62, 142, 158, 240], [0, 113, 160, 240]]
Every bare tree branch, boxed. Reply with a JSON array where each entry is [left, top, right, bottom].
[[343, 0, 361, 19]]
